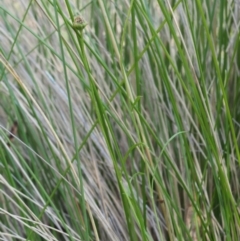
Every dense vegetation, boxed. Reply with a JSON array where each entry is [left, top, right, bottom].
[[1, 0, 240, 240]]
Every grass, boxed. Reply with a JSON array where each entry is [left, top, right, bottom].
[[0, 0, 240, 240]]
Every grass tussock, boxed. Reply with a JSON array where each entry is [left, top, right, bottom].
[[0, 0, 240, 240]]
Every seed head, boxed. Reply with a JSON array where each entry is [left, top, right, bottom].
[[72, 16, 87, 31]]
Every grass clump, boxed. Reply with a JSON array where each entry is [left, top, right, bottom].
[[0, 0, 240, 240]]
